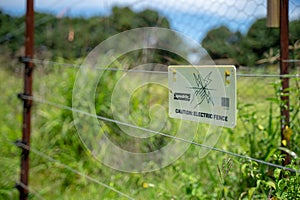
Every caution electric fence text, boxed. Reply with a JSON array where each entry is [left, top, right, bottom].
[[175, 109, 228, 122]]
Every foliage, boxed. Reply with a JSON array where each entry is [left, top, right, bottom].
[[202, 18, 300, 67], [0, 69, 22, 199], [1, 6, 300, 200], [0, 7, 170, 62], [1, 59, 300, 199], [202, 26, 242, 60]]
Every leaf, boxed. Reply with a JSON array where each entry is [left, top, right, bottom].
[[277, 147, 298, 158], [248, 187, 256, 199], [265, 181, 276, 190], [281, 140, 287, 147], [274, 168, 281, 180], [283, 125, 293, 141], [264, 148, 278, 161], [258, 124, 264, 130]]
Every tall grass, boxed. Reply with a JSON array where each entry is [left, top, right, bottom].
[[1, 64, 299, 199]]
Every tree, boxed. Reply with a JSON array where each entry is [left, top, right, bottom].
[[0, 7, 171, 60], [202, 18, 300, 67], [238, 18, 279, 66], [289, 20, 300, 67], [202, 26, 241, 60]]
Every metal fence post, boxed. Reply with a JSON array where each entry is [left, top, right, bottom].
[[280, 0, 290, 165], [18, 0, 34, 199]]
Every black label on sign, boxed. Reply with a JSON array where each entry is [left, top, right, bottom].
[[174, 93, 191, 101]]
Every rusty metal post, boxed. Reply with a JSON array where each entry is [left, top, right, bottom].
[[280, 0, 290, 165], [19, 0, 34, 199]]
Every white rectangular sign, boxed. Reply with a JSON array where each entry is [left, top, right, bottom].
[[168, 65, 236, 128]]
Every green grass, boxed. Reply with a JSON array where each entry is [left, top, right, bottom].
[[1, 64, 299, 199], [0, 68, 22, 199]]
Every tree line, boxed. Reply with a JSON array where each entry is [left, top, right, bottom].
[[0, 7, 299, 67], [202, 18, 300, 67]]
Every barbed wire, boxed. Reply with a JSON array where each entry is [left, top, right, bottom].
[[22, 58, 300, 78], [19, 94, 300, 174], [13, 140, 135, 200]]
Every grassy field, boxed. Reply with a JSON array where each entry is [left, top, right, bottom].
[[1, 64, 299, 199]]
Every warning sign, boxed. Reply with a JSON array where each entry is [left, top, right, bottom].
[[168, 65, 236, 128]]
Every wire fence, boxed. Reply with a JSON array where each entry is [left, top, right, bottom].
[[1, 0, 300, 199], [14, 140, 135, 200], [18, 94, 300, 174], [21, 57, 300, 78], [10, 57, 298, 198]]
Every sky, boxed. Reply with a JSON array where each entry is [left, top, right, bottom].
[[0, 0, 299, 41]]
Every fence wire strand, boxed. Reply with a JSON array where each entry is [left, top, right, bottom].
[[24, 58, 300, 78], [21, 95, 300, 174], [2, 0, 299, 198], [14, 141, 135, 200], [15, 182, 46, 200]]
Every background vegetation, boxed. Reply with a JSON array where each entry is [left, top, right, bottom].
[[0, 6, 300, 199]]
